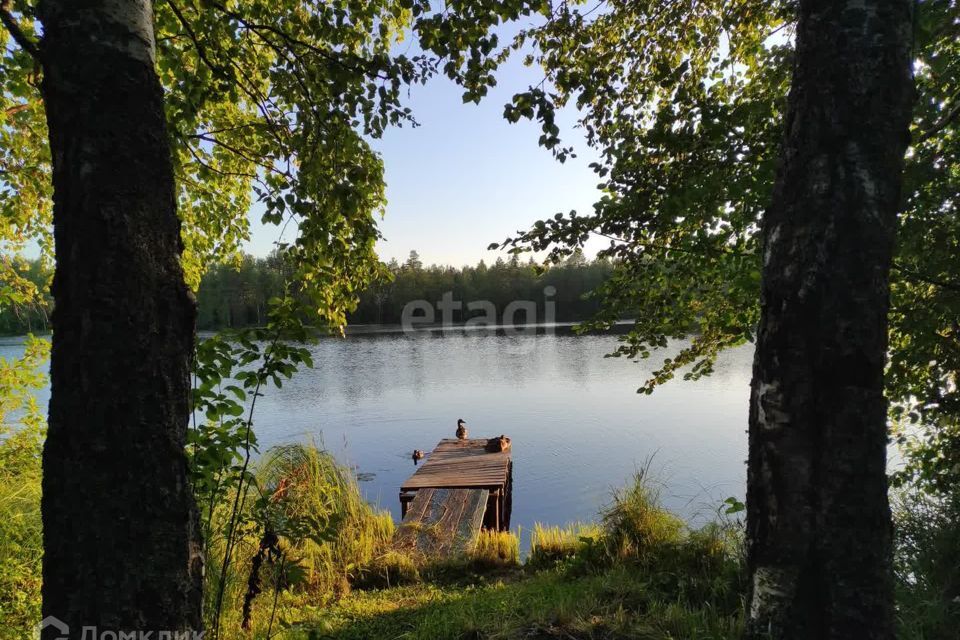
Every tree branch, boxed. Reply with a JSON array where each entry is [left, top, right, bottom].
[[893, 262, 960, 293], [205, 0, 386, 79], [919, 87, 960, 142], [194, 133, 289, 177], [166, 0, 225, 80], [0, 0, 40, 60], [4, 101, 33, 116]]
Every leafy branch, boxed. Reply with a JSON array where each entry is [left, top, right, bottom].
[[0, 0, 40, 60]]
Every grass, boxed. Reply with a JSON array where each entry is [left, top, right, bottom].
[[529, 521, 603, 568], [0, 424, 43, 640], [251, 471, 748, 639], [469, 529, 521, 569], [280, 564, 743, 640], [602, 469, 685, 560], [2, 431, 955, 640], [205, 443, 396, 636]]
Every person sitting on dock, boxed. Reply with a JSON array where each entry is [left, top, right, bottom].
[[456, 418, 468, 440]]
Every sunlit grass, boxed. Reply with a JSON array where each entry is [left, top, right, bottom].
[[469, 529, 520, 569], [0, 426, 43, 639], [529, 521, 602, 567], [280, 564, 744, 640], [602, 468, 685, 560]]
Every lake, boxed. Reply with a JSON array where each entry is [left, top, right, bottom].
[[0, 330, 753, 546]]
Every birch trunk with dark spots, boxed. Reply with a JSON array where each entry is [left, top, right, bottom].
[[38, 0, 202, 636], [745, 1, 914, 638]]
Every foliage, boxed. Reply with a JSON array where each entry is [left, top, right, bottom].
[[486, 1, 960, 491], [0, 252, 617, 335], [0, 334, 47, 431], [255, 443, 395, 592], [0, 0, 558, 328], [188, 322, 327, 638], [893, 489, 960, 640], [0, 258, 50, 335], [0, 336, 47, 638], [494, 0, 791, 393], [201, 442, 394, 638], [886, 0, 960, 495]]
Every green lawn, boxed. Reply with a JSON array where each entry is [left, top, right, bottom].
[[272, 564, 742, 640]]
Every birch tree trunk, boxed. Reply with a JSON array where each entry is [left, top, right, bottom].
[[746, 1, 915, 638], [38, 0, 202, 636]]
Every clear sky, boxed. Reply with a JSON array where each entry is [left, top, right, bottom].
[[244, 50, 605, 268]]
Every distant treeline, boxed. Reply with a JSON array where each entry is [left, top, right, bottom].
[[197, 250, 615, 329], [0, 252, 616, 335]]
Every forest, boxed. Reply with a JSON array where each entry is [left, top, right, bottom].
[[197, 250, 615, 328], [0, 251, 615, 334], [1, 1, 957, 640]]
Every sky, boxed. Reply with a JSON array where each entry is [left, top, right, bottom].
[[243, 49, 606, 268]]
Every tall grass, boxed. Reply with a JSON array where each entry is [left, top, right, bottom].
[[528, 522, 602, 567], [2, 430, 954, 640], [205, 442, 394, 637], [293, 471, 750, 640], [0, 425, 43, 639], [470, 529, 520, 569], [597, 469, 746, 612], [602, 468, 686, 560]]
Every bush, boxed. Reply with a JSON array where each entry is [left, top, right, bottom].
[[601, 469, 685, 560], [205, 442, 396, 635], [254, 444, 395, 592], [591, 469, 745, 613], [894, 488, 960, 640]]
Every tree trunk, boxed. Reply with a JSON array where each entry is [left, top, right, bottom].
[[746, 2, 914, 638], [38, 0, 203, 636]]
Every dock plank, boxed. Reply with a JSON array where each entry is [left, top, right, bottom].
[[400, 439, 511, 491], [394, 488, 489, 557]]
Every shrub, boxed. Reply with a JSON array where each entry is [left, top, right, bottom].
[[253, 443, 395, 592], [601, 469, 685, 560], [205, 442, 395, 635], [591, 469, 745, 612], [894, 488, 960, 639]]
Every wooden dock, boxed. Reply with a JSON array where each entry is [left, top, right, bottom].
[[395, 438, 513, 557]]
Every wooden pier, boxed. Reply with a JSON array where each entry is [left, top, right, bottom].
[[395, 438, 513, 557]]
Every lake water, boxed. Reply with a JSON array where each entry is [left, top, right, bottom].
[[0, 330, 753, 546]]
